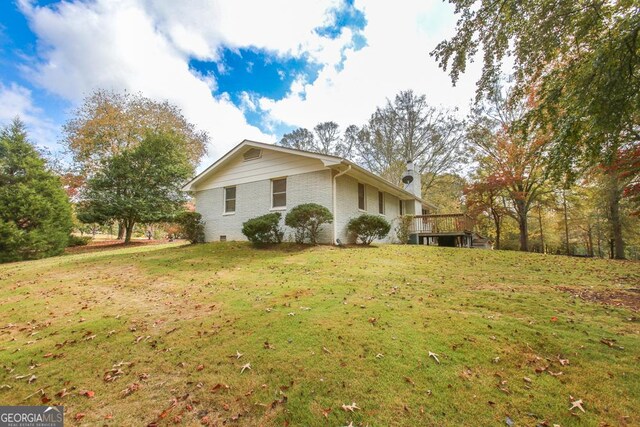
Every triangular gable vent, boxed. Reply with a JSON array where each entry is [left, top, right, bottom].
[[243, 148, 262, 161]]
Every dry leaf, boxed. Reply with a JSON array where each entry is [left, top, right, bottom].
[[341, 402, 360, 412], [240, 363, 251, 374]]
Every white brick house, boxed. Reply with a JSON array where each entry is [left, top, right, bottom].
[[182, 140, 435, 244]]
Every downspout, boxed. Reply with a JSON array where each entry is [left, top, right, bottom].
[[332, 165, 352, 245]]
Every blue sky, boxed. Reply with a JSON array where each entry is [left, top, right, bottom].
[[0, 0, 479, 164]]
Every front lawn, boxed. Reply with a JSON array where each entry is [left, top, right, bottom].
[[0, 243, 638, 426]]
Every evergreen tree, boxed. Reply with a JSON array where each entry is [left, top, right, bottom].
[[0, 119, 73, 262]]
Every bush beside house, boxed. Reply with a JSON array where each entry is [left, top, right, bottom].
[[176, 211, 205, 244], [242, 212, 284, 245], [285, 203, 333, 245], [347, 214, 391, 245]]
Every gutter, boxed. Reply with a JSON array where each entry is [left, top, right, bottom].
[[332, 164, 351, 245]]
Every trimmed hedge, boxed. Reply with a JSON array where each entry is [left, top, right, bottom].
[[285, 203, 333, 244], [347, 214, 391, 245], [242, 212, 284, 245]]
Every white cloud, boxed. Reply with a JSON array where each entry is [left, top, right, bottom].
[[0, 82, 59, 149], [260, 0, 483, 130], [15, 0, 482, 167]]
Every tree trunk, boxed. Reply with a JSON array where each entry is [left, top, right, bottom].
[[124, 221, 134, 244], [606, 172, 626, 259], [117, 221, 125, 240], [587, 223, 594, 257], [537, 204, 545, 254], [491, 209, 501, 250], [562, 189, 570, 256], [515, 200, 528, 251]]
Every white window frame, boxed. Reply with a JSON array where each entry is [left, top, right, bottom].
[[357, 183, 366, 211], [223, 186, 236, 214], [271, 177, 287, 210], [378, 191, 385, 215]]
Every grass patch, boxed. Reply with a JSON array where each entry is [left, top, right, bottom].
[[0, 242, 638, 426]]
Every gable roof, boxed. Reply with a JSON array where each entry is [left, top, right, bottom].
[[182, 139, 436, 208]]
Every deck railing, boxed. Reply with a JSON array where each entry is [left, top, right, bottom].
[[409, 213, 474, 234]]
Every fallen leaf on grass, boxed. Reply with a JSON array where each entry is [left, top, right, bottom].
[[322, 347, 332, 354], [28, 375, 36, 384], [404, 376, 415, 386], [428, 351, 440, 364], [121, 383, 140, 397], [569, 397, 585, 413], [80, 390, 95, 398], [600, 338, 624, 350], [211, 383, 230, 393], [196, 364, 204, 371], [240, 363, 251, 374], [341, 402, 360, 412], [322, 408, 332, 419], [55, 388, 69, 398], [74, 413, 85, 421]]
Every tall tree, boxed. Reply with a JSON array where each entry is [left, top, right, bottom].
[[278, 122, 356, 158], [77, 133, 192, 243], [465, 175, 509, 250], [64, 90, 209, 171], [64, 90, 208, 238], [467, 88, 550, 251], [432, 0, 638, 166], [432, 0, 639, 257], [356, 90, 465, 189], [0, 119, 73, 262]]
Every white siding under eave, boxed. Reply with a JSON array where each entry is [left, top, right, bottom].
[[194, 148, 328, 190], [334, 174, 401, 244]]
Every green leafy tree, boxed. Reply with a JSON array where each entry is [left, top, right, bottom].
[[0, 119, 73, 262], [285, 203, 333, 244], [77, 133, 192, 243], [347, 214, 391, 245], [64, 90, 208, 239], [432, 0, 639, 258]]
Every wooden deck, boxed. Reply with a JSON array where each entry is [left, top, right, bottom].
[[409, 213, 473, 236]]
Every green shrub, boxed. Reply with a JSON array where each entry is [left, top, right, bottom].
[[285, 203, 333, 244], [176, 211, 205, 244], [347, 214, 391, 245], [394, 215, 413, 244], [67, 235, 92, 247], [242, 212, 284, 245]]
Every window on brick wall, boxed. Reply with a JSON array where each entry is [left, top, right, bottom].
[[272, 178, 287, 208], [224, 186, 236, 213], [358, 183, 366, 210]]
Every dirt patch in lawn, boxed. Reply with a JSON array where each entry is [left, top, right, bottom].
[[65, 239, 181, 254], [557, 285, 640, 311]]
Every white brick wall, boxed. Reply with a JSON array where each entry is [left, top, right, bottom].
[[334, 174, 401, 244], [195, 168, 403, 244], [195, 169, 333, 243]]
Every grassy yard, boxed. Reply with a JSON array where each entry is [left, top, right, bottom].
[[0, 243, 638, 426]]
